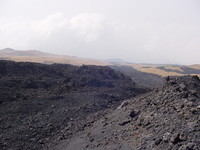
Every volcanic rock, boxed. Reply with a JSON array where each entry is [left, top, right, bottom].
[[0, 60, 148, 150], [54, 76, 200, 150]]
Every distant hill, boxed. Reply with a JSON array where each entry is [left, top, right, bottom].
[[123, 63, 200, 77], [106, 58, 125, 63], [0, 48, 54, 57], [1, 48, 200, 78], [0, 48, 110, 66]]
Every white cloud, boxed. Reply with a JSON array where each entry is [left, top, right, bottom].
[[0, 10, 200, 65], [31, 12, 68, 40], [31, 12, 105, 42], [0, 12, 106, 49], [69, 13, 105, 42], [0, 17, 32, 48]]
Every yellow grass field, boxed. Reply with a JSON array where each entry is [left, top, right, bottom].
[[127, 64, 200, 77], [188, 65, 200, 70], [7, 56, 110, 66], [164, 66, 184, 72], [132, 66, 182, 77]]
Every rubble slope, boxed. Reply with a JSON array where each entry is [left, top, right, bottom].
[[55, 76, 200, 150], [0, 60, 147, 150]]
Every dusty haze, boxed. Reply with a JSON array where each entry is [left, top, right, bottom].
[[0, 0, 200, 64]]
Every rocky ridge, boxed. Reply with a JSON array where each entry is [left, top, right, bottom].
[[0, 60, 147, 150], [55, 76, 200, 150]]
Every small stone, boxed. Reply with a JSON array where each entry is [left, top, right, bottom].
[[192, 75, 200, 80], [89, 138, 94, 142], [170, 133, 187, 144], [186, 142, 196, 149], [178, 145, 187, 150], [179, 142, 197, 150], [47, 123, 53, 127], [117, 100, 129, 109], [186, 101, 195, 107], [103, 122, 108, 127], [170, 133, 180, 144], [169, 81, 177, 85], [129, 110, 139, 118], [119, 120, 131, 126], [0, 117, 3, 122], [190, 108, 198, 114], [179, 133, 187, 141], [165, 76, 170, 82], [188, 96, 197, 102], [154, 139, 162, 145], [179, 84, 186, 90], [58, 134, 66, 141], [181, 92, 189, 98], [143, 120, 150, 126], [30, 138, 36, 141], [162, 132, 171, 142], [38, 139, 44, 144], [189, 90, 197, 96]]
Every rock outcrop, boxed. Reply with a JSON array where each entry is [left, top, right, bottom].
[[0, 60, 147, 150], [55, 76, 200, 150]]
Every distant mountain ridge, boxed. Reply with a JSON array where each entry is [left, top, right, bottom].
[[0, 48, 110, 66], [1, 48, 200, 77], [0, 48, 55, 57]]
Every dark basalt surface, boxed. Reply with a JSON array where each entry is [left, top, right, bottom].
[[55, 76, 200, 150], [158, 66, 200, 74], [0, 60, 148, 150], [110, 65, 164, 88]]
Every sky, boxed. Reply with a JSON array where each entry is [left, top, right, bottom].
[[0, 0, 200, 65]]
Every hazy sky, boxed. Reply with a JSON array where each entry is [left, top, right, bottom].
[[0, 0, 200, 64]]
